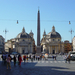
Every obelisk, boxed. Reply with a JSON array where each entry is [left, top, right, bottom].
[[36, 9, 41, 54]]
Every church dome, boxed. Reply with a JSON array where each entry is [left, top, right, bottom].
[[16, 27, 32, 38], [47, 26, 61, 38]]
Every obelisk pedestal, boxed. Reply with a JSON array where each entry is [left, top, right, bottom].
[[36, 46, 41, 52], [36, 46, 41, 56]]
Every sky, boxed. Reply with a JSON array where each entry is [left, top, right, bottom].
[[0, 0, 75, 44]]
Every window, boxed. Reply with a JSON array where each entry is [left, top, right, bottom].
[[58, 39, 60, 41], [22, 50, 24, 54], [53, 39, 54, 41], [23, 39, 25, 41], [13, 45, 15, 48]]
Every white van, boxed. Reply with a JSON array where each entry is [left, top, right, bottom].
[[66, 51, 75, 61]]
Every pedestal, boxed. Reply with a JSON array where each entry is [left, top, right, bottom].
[[36, 46, 41, 56]]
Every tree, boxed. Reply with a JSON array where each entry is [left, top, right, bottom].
[[64, 43, 72, 53]]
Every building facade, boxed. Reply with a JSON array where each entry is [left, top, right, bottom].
[[5, 27, 35, 54], [41, 26, 64, 54], [72, 36, 75, 51], [0, 35, 5, 53]]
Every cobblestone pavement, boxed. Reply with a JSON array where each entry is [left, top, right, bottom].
[[0, 55, 75, 75]]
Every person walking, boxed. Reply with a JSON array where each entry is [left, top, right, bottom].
[[6, 53, 8, 59], [23, 55, 26, 63], [38, 56, 40, 61], [36, 56, 37, 60], [54, 55, 56, 60], [18, 54, 20, 65], [1, 54, 3, 63], [31, 55, 33, 62], [13, 55, 16, 66], [68, 54, 71, 64], [6, 54, 11, 69], [26, 55, 28, 62], [64, 55, 67, 63], [40, 55, 42, 60], [3, 53, 6, 65], [19, 55, 22, 66], [33, 55, 35, 60], [52, 55, 54, 60], [42, 55, 45, 60]]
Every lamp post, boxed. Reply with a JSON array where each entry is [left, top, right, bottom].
[[69, 29, 74, 51], [69, 21, 74, 51], [3, 29, 8, 42], [69, 29, 74, 43], [3, 29, 8, 53]]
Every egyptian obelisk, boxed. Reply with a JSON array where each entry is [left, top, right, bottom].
[[36, 9, 41, 54]]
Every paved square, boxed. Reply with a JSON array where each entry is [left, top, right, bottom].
[[0, 55, 75, 75]]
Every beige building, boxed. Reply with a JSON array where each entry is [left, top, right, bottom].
[[72, 36, 75, 51], [5, 27, 35, 54], [5, 40, 12, 52], [41, 26, 64, 54]]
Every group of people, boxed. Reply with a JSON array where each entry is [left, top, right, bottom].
[[22, 54, 43, 62], [1, 53, 49, 69], [1, 53, 22, 69]]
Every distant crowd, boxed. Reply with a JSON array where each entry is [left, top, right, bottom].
[[0, 53, 58, 69], [1, 53, 49, 69]]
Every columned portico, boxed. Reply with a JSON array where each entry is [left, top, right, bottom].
[[51, 46, 52, 54], [47, 44, 60, 54]]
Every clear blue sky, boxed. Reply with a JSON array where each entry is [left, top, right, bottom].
[[0, 0, 75, 44]]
